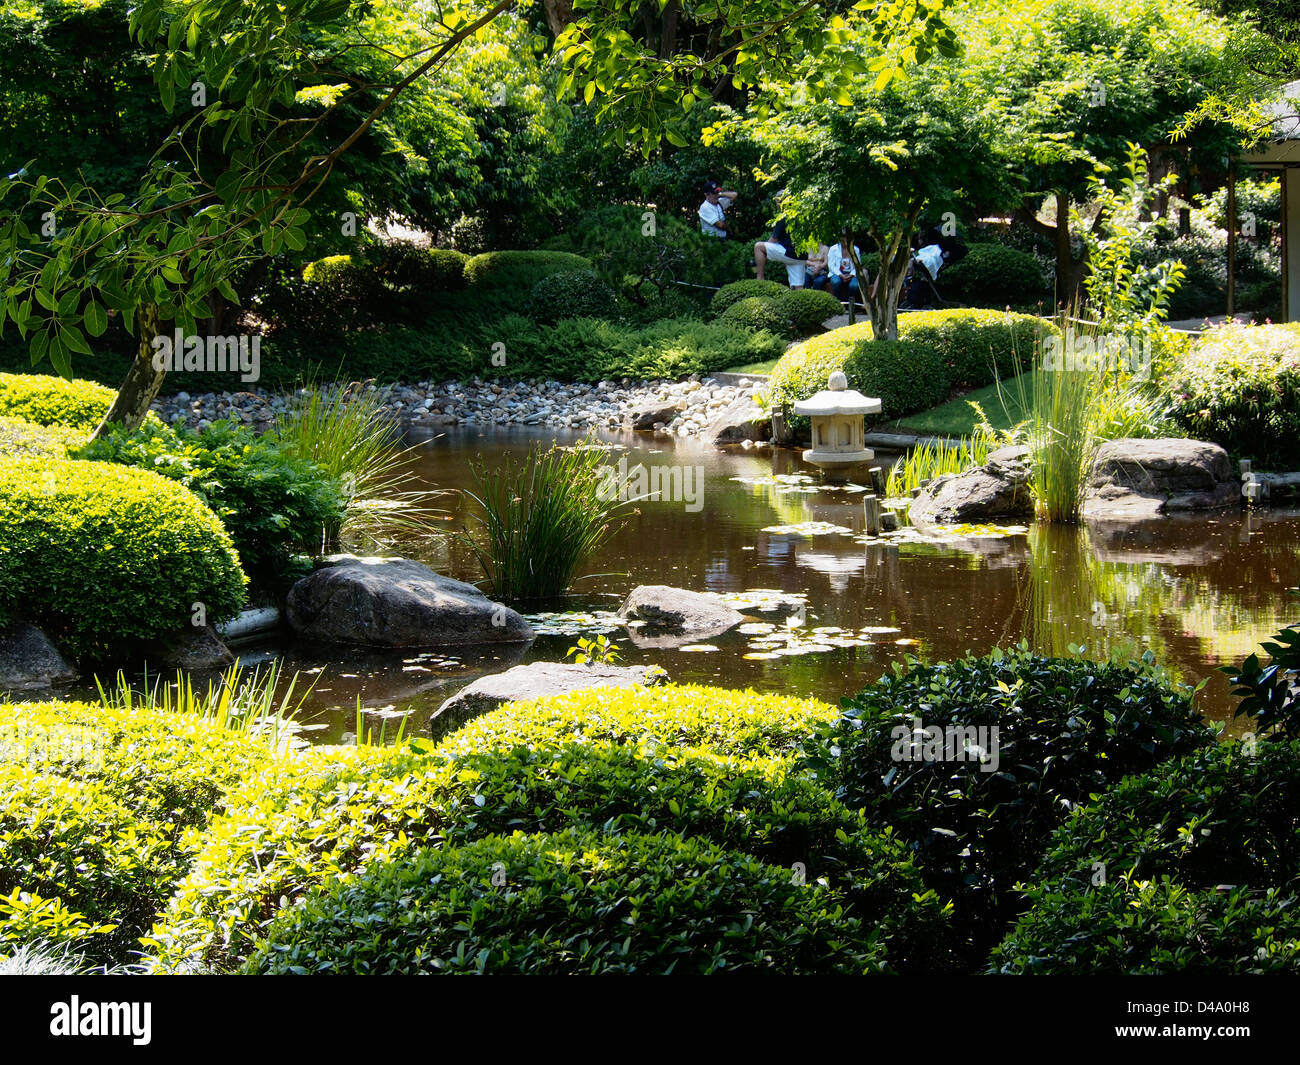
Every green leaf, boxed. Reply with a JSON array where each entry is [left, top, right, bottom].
[[83, 302, 108, 337]]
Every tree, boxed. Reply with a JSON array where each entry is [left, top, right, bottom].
[[0, 0, 954, 435]]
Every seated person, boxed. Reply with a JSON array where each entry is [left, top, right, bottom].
[[826, 237, 864, 303], [698, 182, 739, 239], [754, 217, 813, 285], [805, 242, 830, 290]]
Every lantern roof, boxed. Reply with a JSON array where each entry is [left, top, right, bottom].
[[793, 370, 882, 416]]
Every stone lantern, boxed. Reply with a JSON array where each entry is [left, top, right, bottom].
[[793, 371, 880, 475]]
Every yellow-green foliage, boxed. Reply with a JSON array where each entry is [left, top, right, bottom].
[[0, 458, 247, 656], [769, 321, 873, 410], [300, 254, 358, 285], [0, 373, 116, 430], [0, 699, 273, 965], [0, 416, 85, 458], [145, 684, 947, 975]]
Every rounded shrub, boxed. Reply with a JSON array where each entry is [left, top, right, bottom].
[[1170, 322, 1300, 467], [364, 241, 468, 295], [773, 288, 843, 336], [0, 415, 84, 458], [528, 269, 621, 323], [842, 338, 949, 422], [0, 373, 116, 430], [719, 296, 795, 338], [991, 879, 1300, 974], [296, 253, 385, 331], [769, 321, 873, 415], [462, 250, 593, 290], [247, 829, 887, 975], [897, 308, 1054, 389], [0, 698, 273, 966], [0, 457, 246, 658], [939, 243, 1049, 309], [711, 279, 786, 317], [803, 647, 1215, 959]]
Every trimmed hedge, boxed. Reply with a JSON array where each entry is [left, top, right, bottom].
[[719, 295, 795, 338], [0, 458, 246, 658], [0, 699, 272, 966], [1170, 322, 1300, 468], [0, 373, 116, 430], [0, 416, 84, 459], [843, 338, 950, 423], [774, 288, 843, 336], [528, 270, 621, 324], [938, 243, 1050, 309], [711, 279, 786, 317], [803, 646, 1214, 960], [896, 308, 1047, 389], [462, 250, 593, 290], [145, 686, 850, 972], [247, 829, 888, 975]]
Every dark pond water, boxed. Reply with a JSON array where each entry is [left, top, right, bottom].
[[167, 427, 1300, 743]]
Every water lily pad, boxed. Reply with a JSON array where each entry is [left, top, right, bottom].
[[742, 651, 781, 660], [679, 644, 719, 652], [762, 521, 853, 536]]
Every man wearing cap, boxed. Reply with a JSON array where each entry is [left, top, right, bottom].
[[698, 182, 738, 238]]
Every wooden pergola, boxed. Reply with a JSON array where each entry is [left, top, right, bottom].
[[1234, 80, 1300, 321]]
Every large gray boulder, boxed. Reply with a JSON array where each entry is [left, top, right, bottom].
[[619, 585, 744, 635], [1082, 439, 1239, 521], [908, 445, 1034, 525], [0, 624, 78, 691], [430, 661, 669, 738], [707, 396, 770, 445], [286, 555, 533, 648]]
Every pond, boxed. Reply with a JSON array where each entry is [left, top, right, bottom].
[[221, 426, 1300, 743]]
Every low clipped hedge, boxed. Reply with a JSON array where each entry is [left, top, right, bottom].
[[991, 879, 1300, 974], [0, 458, 246, 659], [1170, 322, 1300, 468], [247, 829, 888, 975], [367, 242, 467, 294], [145, 686, 858, 972], [462, 250, 593, 290], [0, 373, 116, 430], [0, 416, 84, 459], [719, 295, 796, 338], [774, 288, 842, 336], [768, 310, 1057, 427], [0, 699, 272, 966], [711, 279, 786, 317], [528, 269, 621, 323], [938, 243, 1050, 309], [803, 646, 1215, 960]]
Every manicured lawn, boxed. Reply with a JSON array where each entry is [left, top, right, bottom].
[[886, 373, 1031, 436], [723, 357, 781, 376]]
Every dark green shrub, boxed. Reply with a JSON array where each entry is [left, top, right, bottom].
[[1221, 608, 1300, 740], [622, 318, 785, 378], [366, 241, 468, 295], [462, 250, 593, 290], [0, 458, 246, 658], [711, 279, 786, 317], [897, 308, 1051, 389], [803, 646, 1215, 958], [528, 270, 621, 323], [0, 372, 117, 430], [77, 420, 345, 594], [0, 699, 271, 966], [719, 296, 795, 338], [939, 243, 1049, 308], [773, 288, 843, 336], [843, 338, 949, 423], [991, 878, 1300, 974], [247, 829, 887, 975], [1170, 323, 1300, 468]]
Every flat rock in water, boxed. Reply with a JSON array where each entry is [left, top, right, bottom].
[[286, 555, 533, 648], [430, 661, 668, 738], [618, 585, 745, 640], [908, 445, 1034, 525], [707, 396, 770, 445], [1082, 438, 1239, 521], [0, 624, 78, 691], [146, 623, 235, 671], [626, 401, 683, 430]]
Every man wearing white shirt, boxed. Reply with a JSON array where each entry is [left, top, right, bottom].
[[698, 181, 738, 238]]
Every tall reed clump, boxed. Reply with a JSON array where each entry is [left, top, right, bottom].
[[886, 432, 992, 501], [462, 439, 631, 601], [1003, 315, 1169, 523], [271, 381, 444, 549]]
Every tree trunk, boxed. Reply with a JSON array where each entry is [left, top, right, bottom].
[[1016, 194, 1087, 310], [542, 0, 575, 37], [92, 303, 165, 439]]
